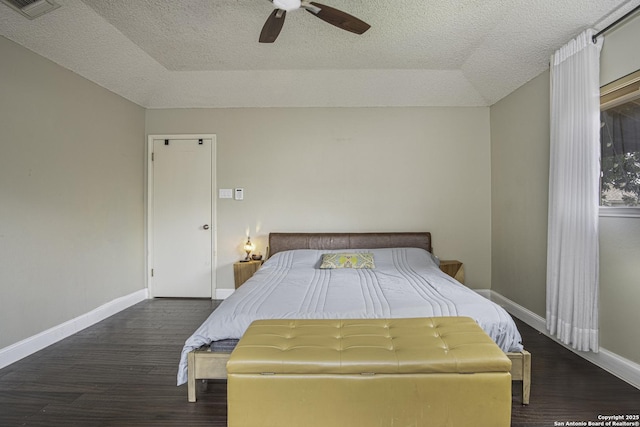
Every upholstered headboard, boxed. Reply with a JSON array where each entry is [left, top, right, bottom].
[[268, 232, 432, 258]]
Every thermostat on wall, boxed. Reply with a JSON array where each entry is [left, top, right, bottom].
[[235, 188, 244, 200]]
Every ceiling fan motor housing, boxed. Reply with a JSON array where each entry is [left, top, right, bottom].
[[273, 0, 301, 11]]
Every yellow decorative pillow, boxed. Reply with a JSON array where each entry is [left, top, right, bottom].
[[319, 253, 375, 269]]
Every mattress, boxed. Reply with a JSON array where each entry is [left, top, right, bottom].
[[177, 247, 523, 385]]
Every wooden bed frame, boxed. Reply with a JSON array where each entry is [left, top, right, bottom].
[[187, 232, 531, 405]]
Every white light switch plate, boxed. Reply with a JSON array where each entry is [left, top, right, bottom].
[[219, 189, 233, 199]]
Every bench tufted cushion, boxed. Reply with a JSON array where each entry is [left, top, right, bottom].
[[227, 317, 511, 375]]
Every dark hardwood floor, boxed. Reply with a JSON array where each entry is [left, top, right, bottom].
[[0, 298, 638, 426]]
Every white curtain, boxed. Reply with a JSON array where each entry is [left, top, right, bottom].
[[546, 29, 602, 352]]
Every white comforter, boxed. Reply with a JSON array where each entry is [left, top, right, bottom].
[[177, 247, 523, 385]]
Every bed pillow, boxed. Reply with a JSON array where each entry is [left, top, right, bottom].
[[319, 253, 375, 269]]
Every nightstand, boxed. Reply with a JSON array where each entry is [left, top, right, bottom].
[[233, 260, 262, 289], [439, 260, 465, 284]]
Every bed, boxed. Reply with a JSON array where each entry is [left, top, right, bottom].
[[178, 232, 530, 404]]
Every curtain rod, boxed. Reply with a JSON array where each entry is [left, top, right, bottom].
[[592, 4, 640, 42]]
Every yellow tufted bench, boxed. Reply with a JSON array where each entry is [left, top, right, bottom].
[[227, 317, 512, 427]]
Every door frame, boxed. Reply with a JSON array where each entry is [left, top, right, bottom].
[[146, 134, 217, 298]]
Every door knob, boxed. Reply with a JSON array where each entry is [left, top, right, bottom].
[[203, 224, 210, 230]]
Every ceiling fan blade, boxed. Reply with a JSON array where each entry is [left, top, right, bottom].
[[304, 2, 370, 35], [259, 9, 286, 43]]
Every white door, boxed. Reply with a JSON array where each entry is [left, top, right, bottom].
[[150, 137, 214, 297]]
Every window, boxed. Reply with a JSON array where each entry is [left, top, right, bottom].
[[600, 69, 640, 217]]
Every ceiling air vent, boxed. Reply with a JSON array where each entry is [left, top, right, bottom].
[[1, 0, 60, 19]]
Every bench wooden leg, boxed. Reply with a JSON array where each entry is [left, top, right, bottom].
[[507, 350, 531, 405], [186, 350, 232, 402], [522, 350, 531, 405], [188, 351, 197, 402]]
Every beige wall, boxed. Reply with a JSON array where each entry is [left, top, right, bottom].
[[598, 13, 640, 362], [490, 70, 550, 317], [146, 107, 492, 291], [490, 16, 640, 364], [0, 36, 146, 348], [600, 14, 640, 85], [599, 217, 640, 360]]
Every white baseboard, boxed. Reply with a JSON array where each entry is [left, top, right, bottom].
[[481, 289, 640, 390], [215, 288, 234, 300], [4, 286, 637, 391], [0, 288, 148, 370], [474, 289, 492, 300]]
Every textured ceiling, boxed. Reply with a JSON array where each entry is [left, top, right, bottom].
[[1, 0, 638, 108]]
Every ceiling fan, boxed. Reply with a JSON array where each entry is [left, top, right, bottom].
[[259, 0, 370, 43]]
